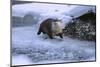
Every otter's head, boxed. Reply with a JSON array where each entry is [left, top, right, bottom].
[[52, 19, 63, 35]]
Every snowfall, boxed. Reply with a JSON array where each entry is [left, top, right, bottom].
[[12, 3, 96, 66]]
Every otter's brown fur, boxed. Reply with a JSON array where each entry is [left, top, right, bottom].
[[37, 18, 63, 39]]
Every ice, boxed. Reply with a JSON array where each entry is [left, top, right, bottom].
[[12, 3, 95, 18], [66, 6, 94, 18], [12, 55, 33, 65], [12, 3, 72, 17], [12, 25, 95, 65]]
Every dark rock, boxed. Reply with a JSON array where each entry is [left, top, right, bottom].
[[64, 12, 96, 41]]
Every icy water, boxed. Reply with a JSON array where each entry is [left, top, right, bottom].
[[12, 25, 96, 66]]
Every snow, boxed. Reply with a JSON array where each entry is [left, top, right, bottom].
[[12, 3, 74, 17], [12, 25, 95, 66], [12, 3, 96, 66], [66, 6, 94, 18], [12, 3, 95, 18], [12, 55, 33, 65]]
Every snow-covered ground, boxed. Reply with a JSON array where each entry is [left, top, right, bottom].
[[12, 25, 95, 66], [12, 3, 95, 18], [12, 3, 96, 66]]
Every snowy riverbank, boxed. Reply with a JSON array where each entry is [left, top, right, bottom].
[[12, 25, 95, 66]]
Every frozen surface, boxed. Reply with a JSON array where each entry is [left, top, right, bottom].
[[12, 3, 95, 18], [12, 3, 75, 17], [12, 55, 33, 65], [12, 25, 95, 65]]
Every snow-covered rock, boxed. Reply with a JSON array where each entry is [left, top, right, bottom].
[[64, 12, 96, 41]]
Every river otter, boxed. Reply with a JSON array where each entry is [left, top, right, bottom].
[[37, 18, 63, 39]]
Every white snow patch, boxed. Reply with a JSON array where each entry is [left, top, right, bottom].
[[12, 55, 32, 65]]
